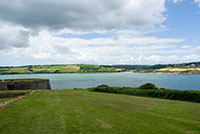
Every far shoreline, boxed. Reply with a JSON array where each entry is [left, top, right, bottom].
[[1, 71, 200, 75]]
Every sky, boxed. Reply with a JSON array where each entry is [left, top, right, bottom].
[[0, 0, 200, 66]]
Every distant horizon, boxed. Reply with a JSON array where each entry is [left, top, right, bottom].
[[1, 61, 200, 67]]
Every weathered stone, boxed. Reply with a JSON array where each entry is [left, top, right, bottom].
[[0, 93, 27, 98], [0, 79, 51, 90]]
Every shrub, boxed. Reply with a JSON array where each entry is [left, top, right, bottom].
[[159, 88, 166, 90], [90, 85, 200, 103], [54, 70, 60, 73], [139, 83, 158, 89], [95, 85, 110, 92]]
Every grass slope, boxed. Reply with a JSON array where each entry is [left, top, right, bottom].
[[0, 90, 200, 134]]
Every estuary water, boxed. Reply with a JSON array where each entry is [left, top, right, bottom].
[[0, 73, 200, 90]]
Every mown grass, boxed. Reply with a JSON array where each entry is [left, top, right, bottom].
[[0, 90, 200, 134]]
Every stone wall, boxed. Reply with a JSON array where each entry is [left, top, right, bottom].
[[0, 83, 8, 90], [0, 79, 51, 90]]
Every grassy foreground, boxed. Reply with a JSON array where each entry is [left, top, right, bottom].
[[0, 90, 200, 134]]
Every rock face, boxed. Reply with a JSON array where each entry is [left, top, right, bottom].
[[0, 79, 51, 90]]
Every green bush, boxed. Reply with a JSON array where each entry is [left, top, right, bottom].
[[95, 85, 110, 92], [139, 83, 158, 89], [91, 84, 200, 103]]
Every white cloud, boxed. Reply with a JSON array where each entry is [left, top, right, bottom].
[[196, 46, 200, 51], [0, 29, 192, 65], [0, 0, 199, 65], [170, 0, 200, 8], [195, 0, 200, 8], [132, 54, 200, 65], [181, 45, 192, 49], [0, 0, 166, 31], [171, 0, 183, 3], [0, 22, 30, 50]]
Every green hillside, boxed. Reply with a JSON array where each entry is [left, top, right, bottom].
[[1, 62, 200, 74], [0, 64, 120, 74], [0, 90, 200, 134]]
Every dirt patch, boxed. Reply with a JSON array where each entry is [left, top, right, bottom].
[[0, 90, 36, 111], [96, 119, 112, 129], [158, 68, 200, 72], [115, 68, 123, 72], [63, 65, 80, 70]]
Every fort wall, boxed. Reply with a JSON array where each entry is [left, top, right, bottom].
[[0, 79, 51, 90]]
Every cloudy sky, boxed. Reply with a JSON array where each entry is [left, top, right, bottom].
[[0, 0, 200, 66]]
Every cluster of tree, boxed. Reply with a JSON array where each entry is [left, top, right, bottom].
[[79, 65, 117, 73], [170, 62, 200, 67], [110, 62, 200, 71], [111, 65, 168, 70], [90, 84, 200, 103]]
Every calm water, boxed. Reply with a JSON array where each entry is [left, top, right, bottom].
[[0, 73, 200, 90]]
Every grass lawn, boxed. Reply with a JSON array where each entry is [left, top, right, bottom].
[[0, 90, 200, 134]]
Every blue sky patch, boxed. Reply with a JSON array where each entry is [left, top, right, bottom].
[[55, 32, 114, 40]]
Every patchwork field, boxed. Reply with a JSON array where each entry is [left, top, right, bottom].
[[156, 67, 200, 73], [0, 65, 81, 74], [0, 64, 118, 74], [0, 90, 200, 134]]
